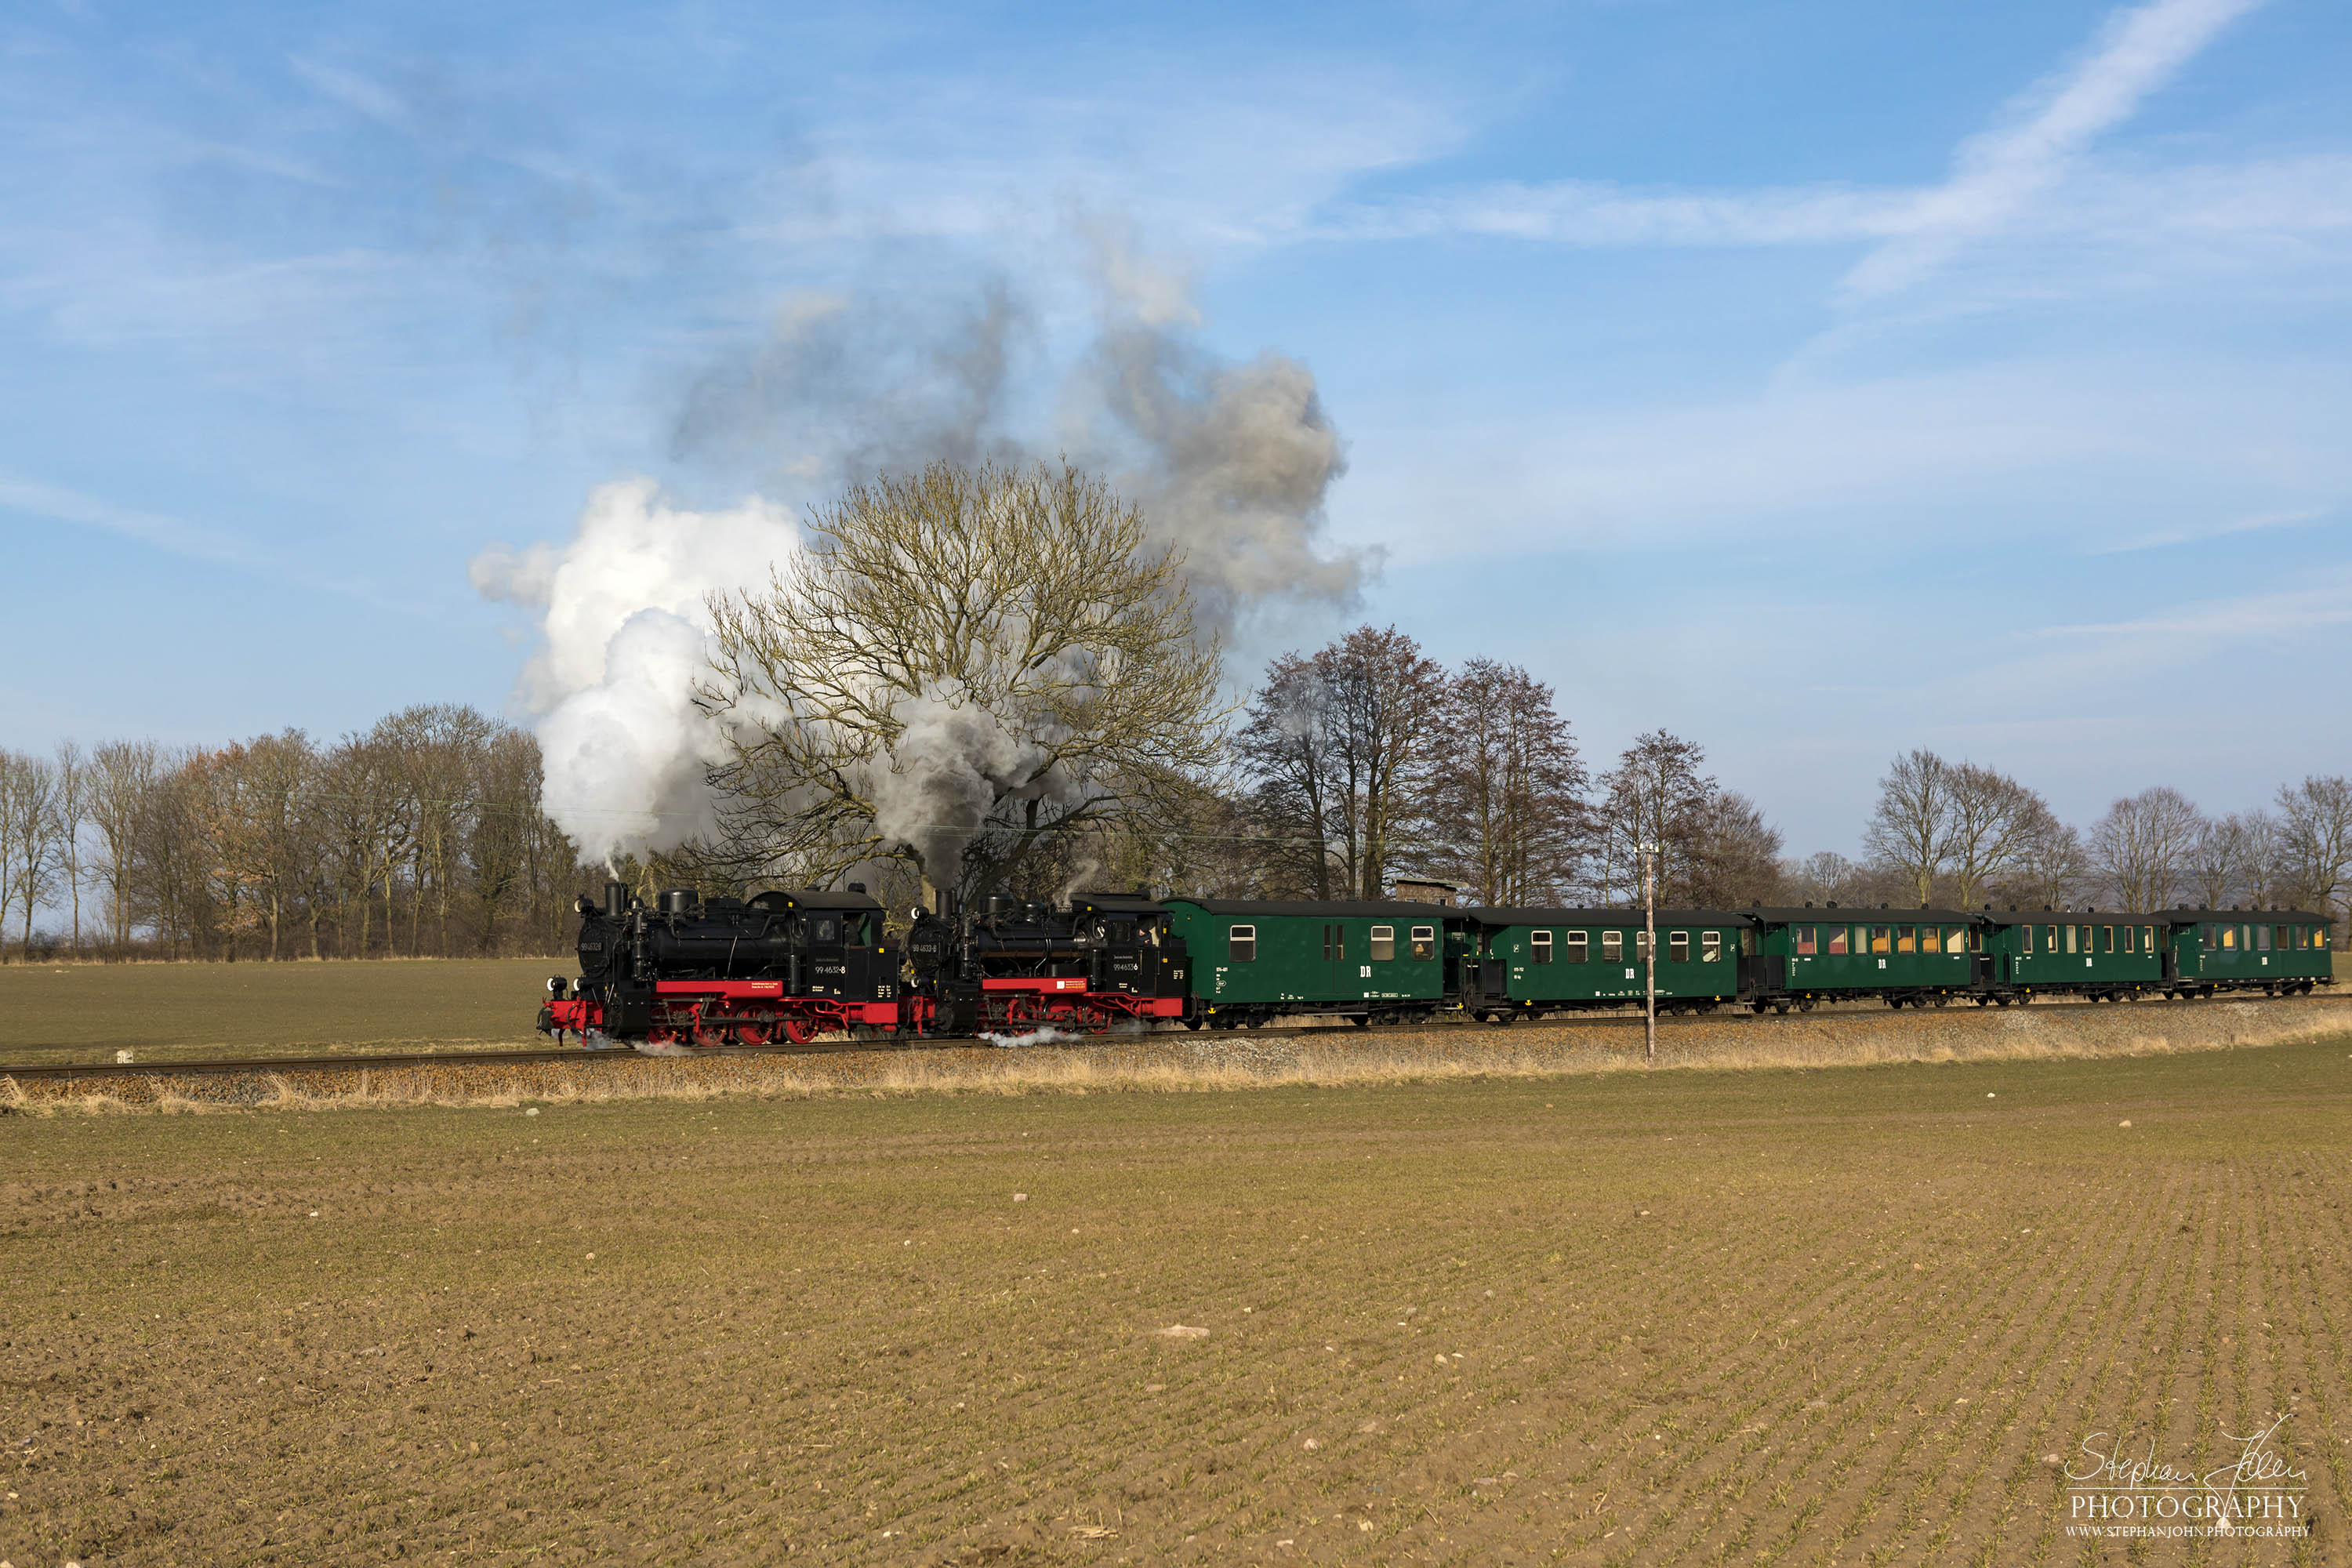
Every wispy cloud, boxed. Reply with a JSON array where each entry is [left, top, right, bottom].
[[2034, 568, 2352, 642], [2085, 506, 2332, 555], [1842, 0, 2267, 296], [1317, 0, 2281, 299]]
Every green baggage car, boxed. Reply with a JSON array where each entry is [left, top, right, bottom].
[[1158, 898, 1450, 1027], [1456, 907, 1750, 1022], [2151, 909, 2335, 997]]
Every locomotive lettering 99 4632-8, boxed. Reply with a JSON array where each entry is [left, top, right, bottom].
[[537, 883, 1190, 1047]]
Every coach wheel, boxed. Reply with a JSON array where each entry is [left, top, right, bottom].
[[1797, 999, 1815, 1013]]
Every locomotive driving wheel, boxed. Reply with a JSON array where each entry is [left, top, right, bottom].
[[781, 1016, 819, 1045], [734, 1019, 773, 1047]]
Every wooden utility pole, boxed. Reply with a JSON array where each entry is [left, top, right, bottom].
[[1641, 840, 1659, 1065]]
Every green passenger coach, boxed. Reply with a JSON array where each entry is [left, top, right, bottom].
[[1977, 910, 2164, 1001], [1748, 907, 1983, 1008], [2150, 909, 2334, 997], [1156, 898, 1449, 1027], [1457, 907, 1749, 1022]]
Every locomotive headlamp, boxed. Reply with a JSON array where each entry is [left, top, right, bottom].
[[547, 975, 569, 999]]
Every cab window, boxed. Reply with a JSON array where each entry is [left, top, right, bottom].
[[1827, 927, 1849, 956], [1563, 930, 1588, 962], [1410, 924, 1435, 960], [1602, 931, 1624, 962], [814, 918, 839, 945], [1370, 924, 1396, 962], [1530, 930, 1553, 965], [1229, 924, 1256, 962], [1794, 925, 1817, 956], [1668, 931, 1690, 962]]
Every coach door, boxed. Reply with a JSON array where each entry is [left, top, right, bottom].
[[1322, 922, 1348, 996]]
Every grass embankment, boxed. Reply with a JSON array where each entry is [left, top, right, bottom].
[[0, 957, 555, 1064], [5, 1034, 2345, 1564]]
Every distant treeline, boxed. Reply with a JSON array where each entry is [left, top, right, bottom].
[[0, 706, 591, 962], [4, 634, 2348, 964]]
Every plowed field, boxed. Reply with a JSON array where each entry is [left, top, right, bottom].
[[5, 1033, 2345, 1565]]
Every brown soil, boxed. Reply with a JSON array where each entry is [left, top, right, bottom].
[[2, 1022, 2343, 1565]]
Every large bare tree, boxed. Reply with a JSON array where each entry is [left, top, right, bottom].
[[705, 459, 1224, 909], [1425, 659, 1586, 906], [1592, 731, 1716, 906], [2278, 775, 2352, 940], [1862, 750, 1951, 906], [2087, 786, 2201, 912]]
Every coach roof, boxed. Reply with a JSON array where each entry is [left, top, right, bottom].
[[1461, 906, 1754, 927], [1748, 906, 1980, 925], [1162, 898, 1453, 920]]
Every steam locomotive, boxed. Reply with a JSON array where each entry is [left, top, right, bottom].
[[538, 881, 1190, 1046]]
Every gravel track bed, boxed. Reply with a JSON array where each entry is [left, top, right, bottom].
[[9, 993, 2343, 1109]]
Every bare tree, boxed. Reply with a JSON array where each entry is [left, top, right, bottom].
[[1942, 762, 2046, 908], [1862, 750, 1951, 906], [2087, 786, 2201, 912], [2277, 775, 2352, 940], [1994, 800, 2087, 910], [1592, 731, 1715, 906], [85, 740, 158, 958], [1316, 626, 1445, 900], [706, 459, 1224, 909], [52, 742, 89, 953], [1232, 655, 1341, 898], [1683, 789, 1784, 907], [2185, 812, 2256, 909], [0, 752, 62, 956], [1425, 659, 1586, 906]]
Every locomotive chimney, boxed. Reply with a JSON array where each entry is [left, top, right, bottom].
[[604, 880, 626, 917]]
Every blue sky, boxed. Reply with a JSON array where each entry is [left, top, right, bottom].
[[4, 0, 2347, 856]]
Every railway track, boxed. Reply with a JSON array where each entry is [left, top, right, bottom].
[[2, 989, 2339, 1080]]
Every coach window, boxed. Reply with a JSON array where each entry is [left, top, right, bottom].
[[1229, 924, 1256, 963], [1702, 930, 1722, 962], [2121, 926, 2133, 953], [2020, 924, 2034, 955], [1794, 925, 1817, 956], [1893, 926, 1913, 955], [1602, 930, 1624, 962], [2200, 923, 2216, 951], [1530, 930, 1553, 965], [2258, 925, 2273, 952], [2142, 926, 2156, 954], [1635, 931, 1653, 961], [1869, 926, 1891, 954], [1669, 931, 1690, 963], [1410, 925, 1436, 960], [2043, 924, 2056, 954], [1370, 924, 1396, 962], [1564, 930, 1588, 962], [2100, 925, 2113, 953], [2062, 925, 2075, 955], [1826, 926, 1849, 956], [2220, 925, 2237, 950]]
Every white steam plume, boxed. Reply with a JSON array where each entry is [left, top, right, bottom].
[[481, 226, 1370, 880], [470, 478, 798, 865]]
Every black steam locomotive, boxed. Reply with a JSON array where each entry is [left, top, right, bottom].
[[539, 882, 1189, 1046]]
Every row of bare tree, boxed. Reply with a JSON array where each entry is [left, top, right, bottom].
[[1208, 626, 1781, 909], [1790, 749, 2352, 926], [0, 706, 590, 961]]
